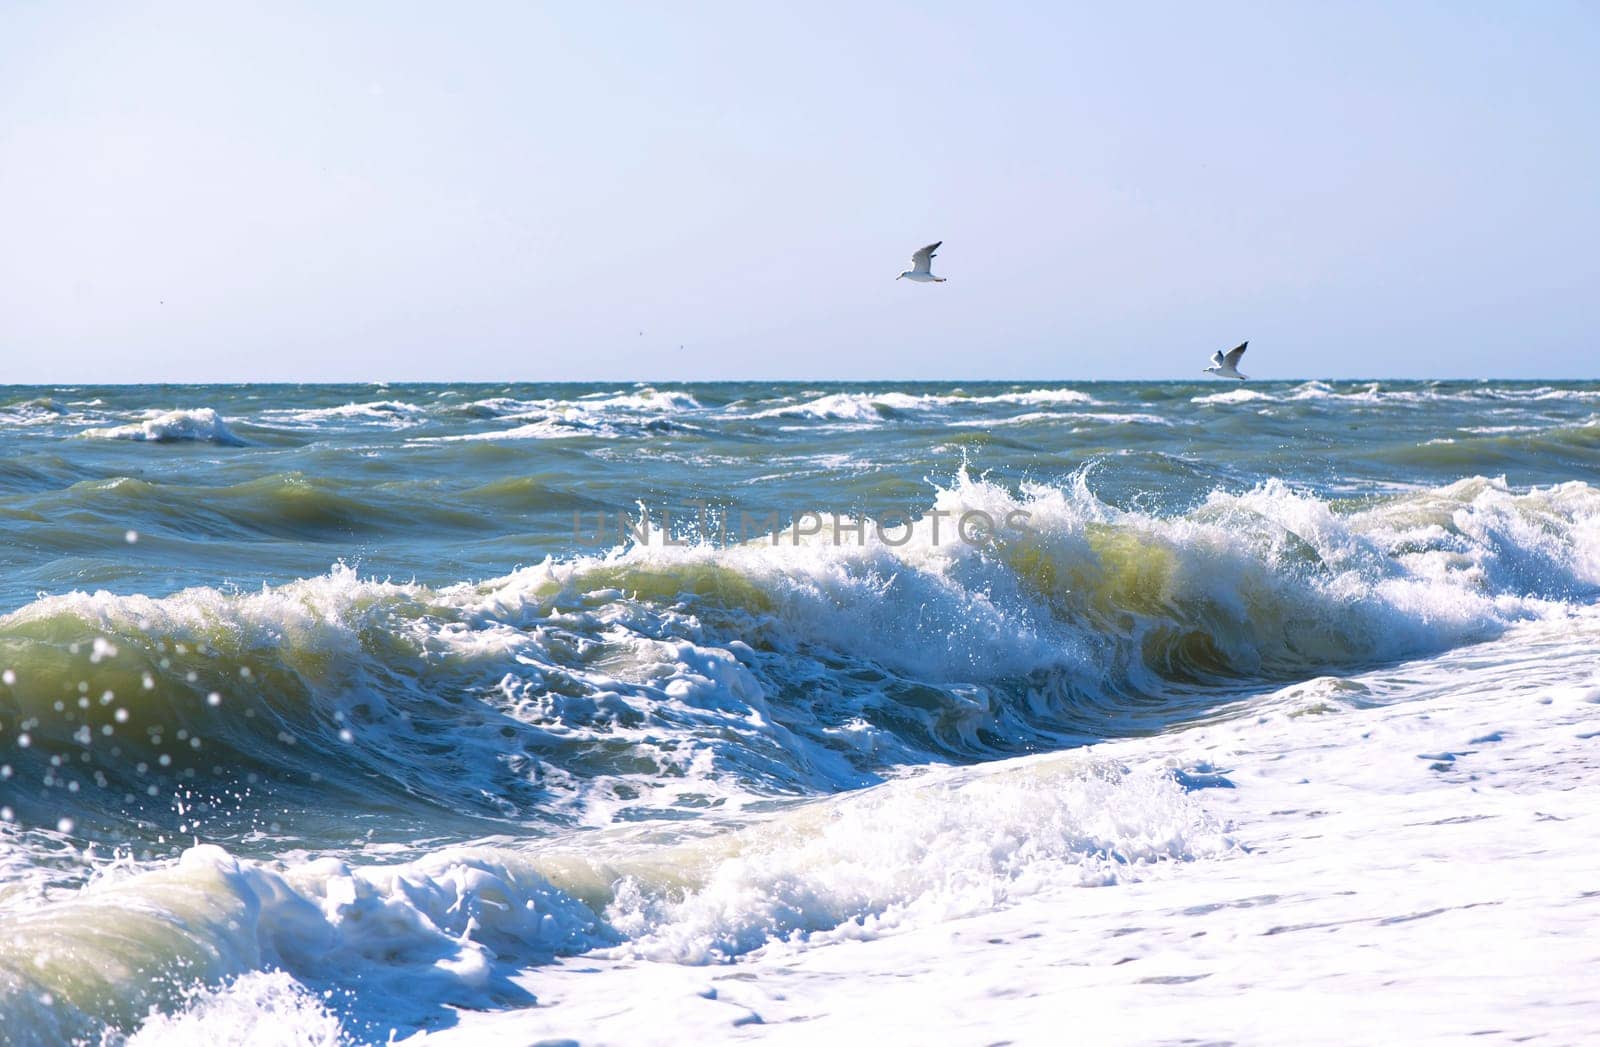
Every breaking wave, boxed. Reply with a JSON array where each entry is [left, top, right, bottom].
[[2, 472, 1596, 838], [1192, 380, 1600, 407], [745, 388, 1098, 420], [80, 408, 246, 446], [0, 757, 1223, 1044], [3, 469, 1599, 1043]]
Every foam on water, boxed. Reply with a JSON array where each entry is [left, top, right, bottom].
[[254, 400, 430, 429], [80, 408, 246, 446], [746, 391, 938, 420], [455, 388, 701, 420], [417, 616, 1600, 1047], [3, 473, 1596, 842], [1, 462, 1596, 1047], [1193, 380, 1600, 407], [745, 387, 1098, 420], [0, 399, 74, 428], [417, 388, 704, 442], [1191, 386, 1274, 405], [6, 380, 1600, 1043], [949, 409, 1174, 428], [22, 602, 1594, 1045], [601, 758, 1226, 963], [0, 754, 1220, 1043], [412, 415, 630, 442], [580, 388, 703, 413], [124, 972, 346, 1047]]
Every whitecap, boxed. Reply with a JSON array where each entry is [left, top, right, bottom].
[[80, 407, 246, 445]]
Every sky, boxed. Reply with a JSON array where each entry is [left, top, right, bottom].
[[1, 1, 1596, 382]]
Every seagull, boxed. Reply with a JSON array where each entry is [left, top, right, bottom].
[[897, 241, 946, 283], [1204, 341, 1250, 380]]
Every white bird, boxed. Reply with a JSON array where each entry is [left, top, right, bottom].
[[897, 241, 946, 283], [1204, 341, 1250, 380]]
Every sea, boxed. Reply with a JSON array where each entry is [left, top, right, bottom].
[[1, 380, 1597, 1045]]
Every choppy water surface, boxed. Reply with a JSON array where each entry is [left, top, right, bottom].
[[1, 380, 1598, 1043]]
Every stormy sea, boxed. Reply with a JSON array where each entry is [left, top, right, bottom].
[[1, 380, 1597, 1044]]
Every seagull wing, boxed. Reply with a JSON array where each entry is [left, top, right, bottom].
[[1210, 350, 1225, 367], [1223, 341, 1248, 368], [910, 241, 941, 274]]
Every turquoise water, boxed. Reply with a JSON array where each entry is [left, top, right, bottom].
[[2, 380, 1598, 1042]]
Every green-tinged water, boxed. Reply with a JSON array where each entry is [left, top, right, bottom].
[[2, 380, 1598, 1043], [2, 380, 1596, 602]]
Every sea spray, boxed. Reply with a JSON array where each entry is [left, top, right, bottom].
[[3, 473, 1596, 848], [5, 380, 1600, 1043]]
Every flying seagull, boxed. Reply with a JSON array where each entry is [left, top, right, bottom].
[[897, 241, 946, 283], [1204, 341, 1249, 380]]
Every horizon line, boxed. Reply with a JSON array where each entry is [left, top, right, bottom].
[[4, 376, 1598, 387]]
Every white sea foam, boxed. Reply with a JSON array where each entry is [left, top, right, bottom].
[[0, 398, 73, 427], [415, 613, 1600, 1046], [580, 388, 703, 413], [4, 472, 1594, 847], [80, 408, 246, 445], [412, 415, 628, 442], [746, 388, 1098, 420], [255, 400, 429, 429], [746, 391, 936, 420], [2, 471, 1599, 1043], [1190, 386, 1275, 405], [5, 755, 1221, 1043], [9, 379, 1600, 1045], [429, 388, 702, 441], [462, 388, 702, 421], [43, 611, 1597, 1047], [0, 841, 611, 1043], [125, 972, 346, 1047], [1193, 381, 1600, 407], [948, 409, 1173, 428], [604, 758, 1226, 963]]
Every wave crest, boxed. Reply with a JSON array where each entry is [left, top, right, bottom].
[[2, 474, 1596, 842], [0, 756, 1222, 1042], [80, 408, 245, 446]]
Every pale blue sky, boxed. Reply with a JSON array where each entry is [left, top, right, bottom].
[[2, 2, 1596, 382]]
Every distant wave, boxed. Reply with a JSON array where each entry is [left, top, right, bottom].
[[80, 407, 246, 445], [254, 399, 429, 429], [745, 388, 1098, 420], [948, 409, 1174, 428], [1379, 418, 1600, 471], [38, 471, 501, 541], [412, 415, 629, 442], [0, 398, 71, 427], [579, 388, 703, 413], [424, 388, 704, 441], [458, 388, 703, 421], [1193, 381, 1600, 407]]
